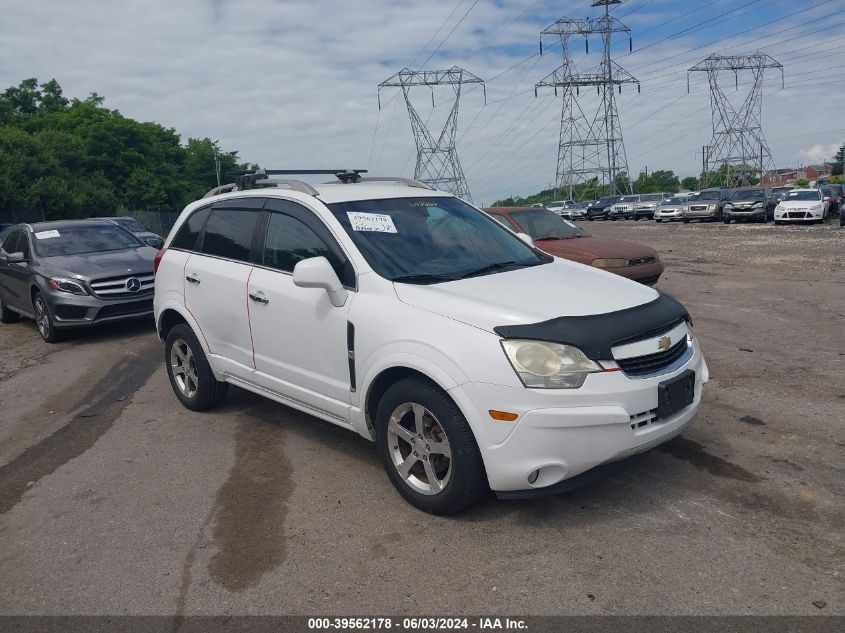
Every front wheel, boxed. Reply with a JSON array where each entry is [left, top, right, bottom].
[[683, 218, 690, 224], [165, 324, 228, 411], [723, 218, 730, 224], [33, 292, 63, 343], [376, 378, 487, 515]]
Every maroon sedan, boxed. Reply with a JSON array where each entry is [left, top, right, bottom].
[[485, 207, 665, 285]]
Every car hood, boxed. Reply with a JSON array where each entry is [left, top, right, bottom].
[[39, 248, 157, 280], [778, 200, 820, 208], [532, 236, 656, 263], [393, 259, 658, 333], [658, 205, 683, 211]]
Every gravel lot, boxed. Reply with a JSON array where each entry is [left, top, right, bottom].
[[0, 220, 843, 616]]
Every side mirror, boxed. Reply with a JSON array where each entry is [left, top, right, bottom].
[[292, 257, 348, 307], [7, 252, 26, 265], [516, 232, 534, 247]]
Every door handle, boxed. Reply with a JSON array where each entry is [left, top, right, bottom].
[[185, 274, 200, 285], [249, 291, 269, 305]]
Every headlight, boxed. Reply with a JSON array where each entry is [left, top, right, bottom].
[[811, 204, 822, 210], [501, 340, 602, 389], [48, 277, 88, 295], [752, 202, 763, 208], [724, 203, 734, 209], [592, 258, 628, 268]]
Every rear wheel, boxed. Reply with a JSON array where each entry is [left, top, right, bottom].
[[165, 324, 228, 411], [0, 292, 20, 324], [376, 378, 486, 515], [723, 218, 731, 224], [33, 292, 63, 343], [683, 218, 690, 224]]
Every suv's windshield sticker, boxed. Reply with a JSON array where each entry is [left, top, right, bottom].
[[35, 230, 60, 239], [347, 212, 397, 233]]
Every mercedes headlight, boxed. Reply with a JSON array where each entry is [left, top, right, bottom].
[[501, 340, 602, 389], [48, 277, 88, 295]]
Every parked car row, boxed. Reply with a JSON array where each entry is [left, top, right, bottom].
[[577, 186, 844, 226]]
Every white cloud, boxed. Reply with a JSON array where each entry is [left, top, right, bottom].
[[0, 0, 842, 205]]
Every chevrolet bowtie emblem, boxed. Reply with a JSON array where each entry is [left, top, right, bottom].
[[658, 336, 671, 351]]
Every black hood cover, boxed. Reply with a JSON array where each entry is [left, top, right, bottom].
[[493, 292, 690, 360]]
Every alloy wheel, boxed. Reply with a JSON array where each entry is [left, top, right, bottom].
[[34, 297, 50, 339], [170, 338, 199, 399], [386, 402, 452, 495]]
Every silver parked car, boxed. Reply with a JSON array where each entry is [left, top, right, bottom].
[[654, 196, 687, 222], [0, 220, 158, 342]]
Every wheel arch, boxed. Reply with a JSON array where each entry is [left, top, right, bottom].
[[155, 303, 211, 357]]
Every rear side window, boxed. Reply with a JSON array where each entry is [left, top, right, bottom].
[[171, 207, 211, 251], [1, 231, 18, 253], [263, 212, 346, 280], [201, 209, 261, 262]]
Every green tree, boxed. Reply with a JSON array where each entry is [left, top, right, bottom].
[[832, 145, 844, 176], [794, 178, 810, 188], [681, 176, 699, 190]]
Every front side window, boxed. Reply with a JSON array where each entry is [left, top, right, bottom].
[[201, 208, 261, 262], [33, 225, 142, 257], [263, 212, 346, 282], [327, 197, 550, 283], [1, 231, 18, 253]]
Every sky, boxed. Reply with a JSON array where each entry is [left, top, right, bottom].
[[1, 0, 843, 205]]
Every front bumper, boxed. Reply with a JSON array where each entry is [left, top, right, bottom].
[[725, 206, 766, 220], [604, 261, 664, 285], [775, 208, 824, 222], [453, 342, 708, 493], [684, 208, 719, 219], [45, 287, 154, 328], [654, 210, 683, 220]]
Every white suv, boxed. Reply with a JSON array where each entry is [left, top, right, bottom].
[[153, 173, 708, 514]]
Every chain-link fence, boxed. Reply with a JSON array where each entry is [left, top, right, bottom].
[[121, 209, 179, 237]]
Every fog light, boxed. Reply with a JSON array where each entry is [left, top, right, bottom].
[[527, 469, 540, 485]]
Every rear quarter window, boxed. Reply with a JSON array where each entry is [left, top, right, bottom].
[[171, 207, 211, 251]]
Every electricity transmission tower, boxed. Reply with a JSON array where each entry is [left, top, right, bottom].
[[378, 67, 485, 201], [688, 53, 783, 188], [535, 0, 638, 199]]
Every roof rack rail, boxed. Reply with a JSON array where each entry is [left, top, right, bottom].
[[358, 177, 435, 190], [203, 168, 326, 198]]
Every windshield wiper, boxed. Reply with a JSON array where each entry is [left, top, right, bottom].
[[390, 273, 457, 284], [535, 236, 562, 241], [458, 260, 525, 279]]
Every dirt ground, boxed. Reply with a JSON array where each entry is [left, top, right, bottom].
[[0, 219, 842, 616]]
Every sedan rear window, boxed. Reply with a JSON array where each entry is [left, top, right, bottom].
[[33, 225, 142, 257]]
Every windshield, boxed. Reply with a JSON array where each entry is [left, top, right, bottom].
[[508, 210, 586, 240], [694, 190, 721, 200], [662, 197, 683, 205], [327, 197, 550, 283], [33, 225, 142, 257], [640, 194, 664, 202], [618, 196, 639, 203], [732, 190, 765, 200], [784, 191, 821, 201], [595, 196, 618, 205]]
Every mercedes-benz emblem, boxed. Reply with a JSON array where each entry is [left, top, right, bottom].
[[125, 277, 142, 293]]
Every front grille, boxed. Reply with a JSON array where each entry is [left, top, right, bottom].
[[628, 256, 656, 266], [90, 273, 154, 298], [95, 299, 153, 320], [787, 211, 808, 219], [616, 338, 689, 377], [689, 205, 708, 211]]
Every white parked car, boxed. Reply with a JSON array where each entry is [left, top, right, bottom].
[[153, 172, 708, 514], [774, 188, 828, 224], [546, 200, 576, 215]]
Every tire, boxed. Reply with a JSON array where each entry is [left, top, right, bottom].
[[774, 221, 781, 226], [0, 291, 20, 324], [32, 292, 64, 343], [655, 219, 662, 223], [165, 323, 228, 411], [610, 217, 617, 221], [375, 377, 487, 515], [723, 218, 730, 224], [683, 218, 690, 224], [588, 217, 594, 222]]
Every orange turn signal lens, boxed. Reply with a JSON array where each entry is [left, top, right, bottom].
[[489, 410, 519, 422]]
